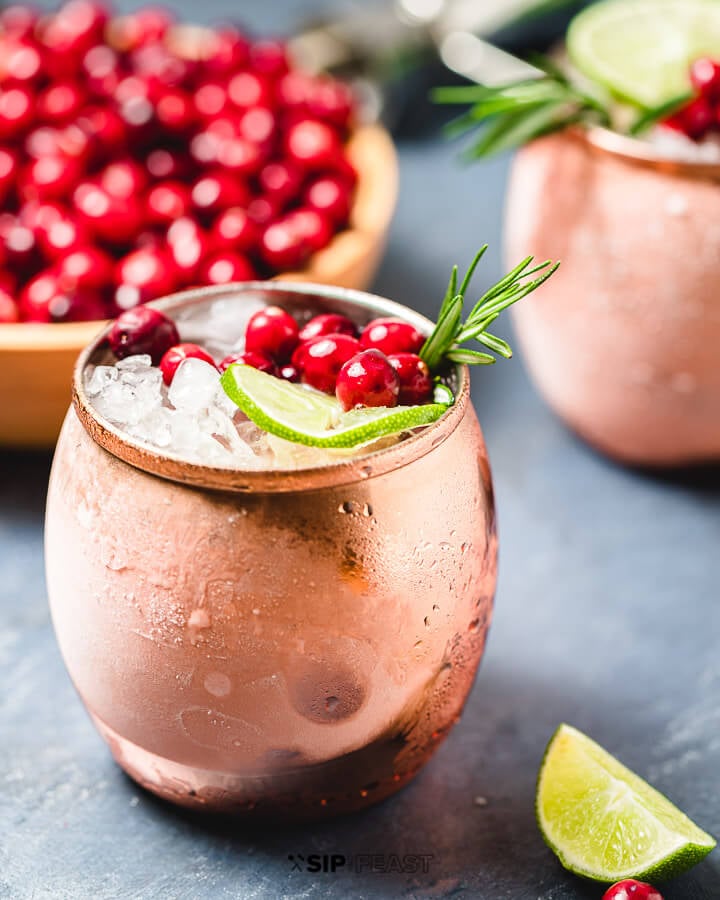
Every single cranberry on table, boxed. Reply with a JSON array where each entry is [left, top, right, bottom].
[[360, 318, 426, 356], [602, 881, 663, 900], [108, 306, 180, 362], [388, 353, 433, 405], [298, 312, 358, 342], [219, 350, 277, 375], [292, 333, 361, 394], [245, 305, 299, 363], [200, 251, 255, 285], [211, 207, 259, 253], [336, 349, 400, 411], [159, 343, 217, 385], [114, 246, 176, 309]]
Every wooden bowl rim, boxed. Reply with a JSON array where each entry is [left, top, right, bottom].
[[0, 123, 397, 352]]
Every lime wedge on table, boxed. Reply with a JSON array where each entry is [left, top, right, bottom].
[[537, 724, 716, 882], [568, 0, 720, 108], [220, 364, 451, 449]]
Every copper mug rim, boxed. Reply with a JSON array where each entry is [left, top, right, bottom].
[[578, 124, 720, 181], [72, 281, 469, 494]]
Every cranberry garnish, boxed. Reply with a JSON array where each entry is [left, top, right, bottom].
[[146, 181, 191, 225], [108, 306, 180, 362], [298, 312, 358, 342], [304, 174, 352, 224], [0, 286, 19, 323], [200, 251, 255, 285], [191, 171, 251, 219], [292, 333, 361, 394], [668, 96, 715, 140], [0, 86, 34, 140], [279, 363, 300, 382], [245, 305, 299, 363], [211, 207, 258, 253], [360, 318, 426, 356], [336, 349, 400, 411], [284, 119, 343, 170], [602, 881, 663, 900], [114, 247, 176, 309], [219, 350, 276, 375], [690, 57, 720, 101], [159, 342, 217, 385], [387, 352, 433, 405]]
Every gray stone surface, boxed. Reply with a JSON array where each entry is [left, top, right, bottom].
[[2, 2, 720, 898]]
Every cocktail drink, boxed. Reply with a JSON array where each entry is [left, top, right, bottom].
[[437, 0, 720, 466], [45, 255, 556, 817]]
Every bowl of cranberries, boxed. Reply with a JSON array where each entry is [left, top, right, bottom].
[[0, 1, 398, 446]]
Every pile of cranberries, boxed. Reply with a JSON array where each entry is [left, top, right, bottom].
[[108, 304, 436, 411], [0, 2, 357, 324], [663, 57, 720, 140]]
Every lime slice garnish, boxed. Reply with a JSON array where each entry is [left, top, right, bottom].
[[537, 724, 716, 883], [568, 0, 720, 108], [220, 364, 452, 449]]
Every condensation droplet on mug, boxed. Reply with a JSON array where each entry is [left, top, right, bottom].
[[670, 372, 696, 394], [100, 539, 126, 571], [362, 503, 373, 517], [75, 500, 94, 529], [204, 671, 231, 697], [188, 608, 211, 629], [665, 193, 689, 218]]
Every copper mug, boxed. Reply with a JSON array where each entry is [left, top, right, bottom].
[[507, 127, 720, 466], [45, 282, 498, 818]]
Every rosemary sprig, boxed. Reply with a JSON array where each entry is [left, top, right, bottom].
[[420, 248, 560, 372]]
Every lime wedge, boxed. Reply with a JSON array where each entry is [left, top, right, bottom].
[[537, 724, 716, 883], [220, 364, 451, 448], [568, 0, 720, 108]]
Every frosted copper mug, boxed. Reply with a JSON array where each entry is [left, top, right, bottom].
[[45, 283, 498, 819]]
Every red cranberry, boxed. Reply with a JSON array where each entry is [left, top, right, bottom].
[[211, 207, 258, 253], [108, 7, 174, 52], [145, 148, 191, 180], [73, 182, 144, 245], [57, 246, 115, 291], [602, 881, 663, 900], [284, 119, 343, 170], [249, 40, 289, 78], [260, 218, 310, 271], [146, 181, 191, 226], [0, 287, 19, 323], [0, 6, 38, 39], [298, 313, 358, 342], [284, 208, 333, 253], [191, 171, 251, 219], [237, 106, 276, 146], [82, 44, 122, 97], [258, 160, 303, 207], [307, 79, 354, 131], [130, 43, 189, 89], [360, 318, 425, 356], [304, 174, 352, 224], [36, 209, 91, 260], [227, 71, 273, 109], [247, 195, 282, 227], [216, 135, 265, 177], [39, 0, 107, 60], [108, 306, 180, 362], [292, 333, 361, 394], [3, 38, 43, 84], [199, 27, 249, 75], [159, 342, 217, 385], [166, 220, 209, 284], [155, 87, 197, 133], [193, 80, 229, 119], [276, 71, 314, 112], [336, 349, 399, 411], [219, 350, 276, 375], [200, 251, 255, 285], [2, 222, 37, 270], [669, 96, 715, 140], [279, 363, 299, 382], [114, 247, 176, 309], [0, 86, 34, 140], [100, 159, 148, 199], [76, 105, 127, 160], [19, 153, 82, 202], [36, 82, 86, 125], [0, 148, 19, 204], [245, 305, 299, 362], [20, 269, 107, 322], [690, 57, 720, 101], [387, 353, 433, 405]]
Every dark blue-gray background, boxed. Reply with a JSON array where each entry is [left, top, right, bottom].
[[2, 2, 719, 898]]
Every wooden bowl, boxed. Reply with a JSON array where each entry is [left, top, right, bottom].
[[0, 124, 397, 447]]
